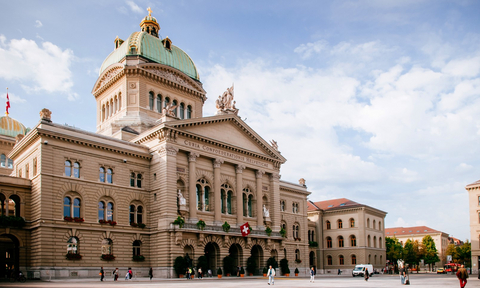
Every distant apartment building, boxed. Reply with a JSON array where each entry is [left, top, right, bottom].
[[466, 178, 480, 274], [384, 226, 449, 267]]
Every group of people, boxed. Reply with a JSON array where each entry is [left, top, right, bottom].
[[185, 267, 213, 279], [99, 267, 153, 281]]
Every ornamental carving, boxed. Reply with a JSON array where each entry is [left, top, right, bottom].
[[255, 170, 265, 179], [96, 67, 123, 90], [146, 68, 195, 90], [215, 84, 239, 115], [188, 152, 199, 162], [235, 165, 246, 174], [158, 145, 179, 156], [213, 158, 224, 168]]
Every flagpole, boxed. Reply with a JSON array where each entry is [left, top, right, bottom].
[[5, 87, 8, 116]]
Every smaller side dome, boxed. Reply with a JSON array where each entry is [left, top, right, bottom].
[[0, 115, 28, 138]]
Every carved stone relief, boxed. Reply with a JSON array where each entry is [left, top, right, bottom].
[[145, 68, 195, 90]]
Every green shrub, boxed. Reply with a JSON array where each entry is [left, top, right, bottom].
[[223, 256, 235, 275], [174, 256, 187, 277], [294, 268, 299, 274], [267, 257, 278, 269], [265, 226, 272, 236], [217, 267, 222, 275], [247, 256, 257, 274], [263, 267, 268, 274], [240, 267, 245, 275], [222, 221, 230, 232], [197, 256, 208, 271], [173, 216, 185, 228], [280, 258, 290, 275]]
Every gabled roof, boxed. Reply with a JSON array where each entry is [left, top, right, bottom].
[[308, 198, 361, 211], [466, 179, 480, 188], [385, 226, 446, 237]]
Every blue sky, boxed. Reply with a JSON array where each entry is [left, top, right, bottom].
[[1, 0, 480, 241]]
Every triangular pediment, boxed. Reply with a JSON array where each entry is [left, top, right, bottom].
[[167, 115, 285, 162]]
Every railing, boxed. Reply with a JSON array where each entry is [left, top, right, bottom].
[[176, 223, 282, 238]]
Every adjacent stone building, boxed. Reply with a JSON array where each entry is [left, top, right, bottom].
[[466, 179, 480, 274], [0, 11, 313, 279], [307, 198, 387, 274]]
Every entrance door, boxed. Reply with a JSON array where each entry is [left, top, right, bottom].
[[0, 235, 19, 279]]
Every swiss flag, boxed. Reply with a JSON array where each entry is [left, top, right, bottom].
[[240, 222, 251, 237]]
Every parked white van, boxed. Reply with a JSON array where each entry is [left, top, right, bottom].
[[352, 264, 374, 277]]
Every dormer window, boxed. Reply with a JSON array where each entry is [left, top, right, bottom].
[[163, 37, 172, 50]]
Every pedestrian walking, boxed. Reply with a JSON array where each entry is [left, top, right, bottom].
[[364, 268, 369, 281], [399, 266, 405, 284], [267, 265, 275, 285], [128, 267, 133, 280], [189, 267, 193, 279], [456, 264, 469, 288], [100, 267, 104, 281], [198, 267, 203, 279], [208, 269, 212, 277], [338, 268, 341, 275], [310, 267, 315, 283], [149, 267, 153, 280], [114, 268, 118, 281]]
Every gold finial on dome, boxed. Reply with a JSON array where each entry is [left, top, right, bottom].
[[140, 7, 160, 38], [147, 7, 152, 16]]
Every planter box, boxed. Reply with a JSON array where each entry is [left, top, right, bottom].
[[295, 273, 298, 276], [263, 273, 267, 277], [217, 275, 222, 278], [240, 274, 244, 277], [285, 273, 290, 277], [179, 274, 184, 278]]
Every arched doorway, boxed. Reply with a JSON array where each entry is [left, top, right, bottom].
[[309, 251, 316, 267], [0, 234, 19, 278], [249, 245, 263, 275], [229, 243, 243, 267], [204, 242, 220, 272]]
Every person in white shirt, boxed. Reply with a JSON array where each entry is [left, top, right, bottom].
[[267, 265, 275, 285]]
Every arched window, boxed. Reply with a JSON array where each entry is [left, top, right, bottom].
[[73, 198, 81, 218], [7, 159, 13, 169], [107, 202, 114, 221], [375, 255, 377, 264], [378, 221, 382, 230], [172, 100, 178, 116], [326, 237, 332, 248], [311, 230, 315, 242], [373, 220, 376, 229], [338, 219, 343, 229], [157, 94, 162, 112], [368, 235, 371, 247], [368, 254, 371, 264], [221, 190, 225, 214], [129, 205, 135, 224], [180, 103, 185, 119], [137, 205, 143, 223], [351, 254, 356, 265], [67, 237, 78, 254], [338, 236, 344, 247], [129, 204, 143, 224], [367, 218, 370, 228], [326, 220, 331, 230], [280, 200, 285, 211], [327, 255, 332, 265], [350, 218, 355, 228], [308, 230, 311, 241], [8, 195, 20, 217], [242, 193, 247, 216], [106, 168, 113, 183], [99, 167, 105, 182], [350, 235, 357, 246], [0, 194, 5, 216], [187, 105, 192, 119], [64, 197, 71, 217], [130, 173, 135, 187], [164, 97, 170, 108], [220, 183, 233, 214], [102, 238, 113, 255], [149, 91, 154, 110], [197, 178, 211, 211], [65, 160, 71, 177], [247, 194, 253, 217], [133, 240, 142, 256], [98, 201, 105, 220], [227, 191, 232, 214], [73, 162, 80, 178], [373, 236, 377, 248], [379, 237, 382, 249], [339, 255, 344, 265], [0, 154, 5, 167]]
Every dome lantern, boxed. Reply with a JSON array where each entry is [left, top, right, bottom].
[[140, 7, 160, 38]]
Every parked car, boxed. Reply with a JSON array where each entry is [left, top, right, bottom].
[[436, 268, 445, 274]]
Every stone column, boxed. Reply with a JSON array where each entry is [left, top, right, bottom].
[[157, 145, 179, 228], [235, 165, 245, 226], [188, 152, 199, 221], [256, 170, 265, 229], [269, 172, 281, 231], [213, 158, 224, 224]]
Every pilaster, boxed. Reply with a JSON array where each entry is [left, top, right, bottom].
[[188, 152, 199, 222], [269, 172, 281, 231], [256, 170, 265, 229], [235, 165, 245, 226], [157, 145, 179, 228], [213, 158, 224, 224]]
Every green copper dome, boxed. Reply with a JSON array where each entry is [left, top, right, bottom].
[[0, 115, 29, 138], [99, 32, 200, 81]]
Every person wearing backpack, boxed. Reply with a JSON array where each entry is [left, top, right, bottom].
[[267, 265, 275, 285]]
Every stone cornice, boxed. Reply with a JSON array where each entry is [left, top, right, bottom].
[[91, 64, 125, 96]]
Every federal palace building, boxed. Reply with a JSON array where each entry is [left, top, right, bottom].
[[0, 10, 386, 279]]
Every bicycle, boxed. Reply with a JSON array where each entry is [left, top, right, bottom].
[[9, 271, 26, 283]]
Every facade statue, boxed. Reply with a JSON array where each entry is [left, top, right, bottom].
[[263, 205, 270, 218], [215, 84, 239, 115], [270, 139, 278, 151], [163, 103, 178, 117], [177, 189, 186, 206]]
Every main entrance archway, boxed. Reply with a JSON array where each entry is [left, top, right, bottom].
[[0, 234, 19, 278], [229, 243, 243, 267], [204, 242, 220, 271], [250, 244, 263, 275]]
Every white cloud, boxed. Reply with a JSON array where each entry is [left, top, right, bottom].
[[0, 35, 76, 98], [394, 217, 408, 227], [442, 56, 480, 78], [126, 1, 143, 14], [34, 20, 42, 28], [294, 40, 328, 59]]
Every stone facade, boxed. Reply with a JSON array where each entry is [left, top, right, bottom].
[[466, 179, 480, 274], [0, 12, 312, 279], [307, 198, 387, 274]]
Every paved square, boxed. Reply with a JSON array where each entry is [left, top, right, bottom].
[[0, 274, 474, 288]]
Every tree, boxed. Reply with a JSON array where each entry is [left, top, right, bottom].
[[445, 244, 459, 263], [403, 239, 418, 268], [421, 235, 439, 270], [457, 241, 471, 268], [413, 240, 423, 272], [386, 237, 403, 264]]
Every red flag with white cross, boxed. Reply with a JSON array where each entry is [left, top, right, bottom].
[[240, 222, 251, 237]]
